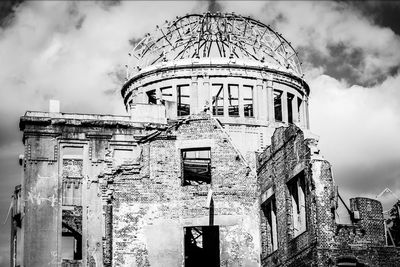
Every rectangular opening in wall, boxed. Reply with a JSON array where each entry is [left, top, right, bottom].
[[243, 85, 254, 117], [161, 86, 173, 102], [182, 148, 211, 186], [146, 89, 157, 104], [211, 84, 224, 116], [228, 84, 239, 116], [273, 90, 283, 122], [287, 93, 294, 124], [177, 84, 190, 116], [262, 195, 278, 252], [62, 180, 82, 206], [62, 146, 83, 179], [184, 226, 220, 267], [62, 208, 82, 263], [287, 171, 307, 237]]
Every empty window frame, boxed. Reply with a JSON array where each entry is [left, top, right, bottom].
[[211, 84, 224, 116], [62, 147, 83, 178], [184, 226, 220, 267], [161, 86, 173, 102], [273, 90, 283, 122], [228, 84, 239, 116], [146, 89, 157, 104], [287, 93, 294, 124], [62, 180, 82, 206], [287, 171, 307, 237], [262, 195, 278, 252], [62, 209, 82, 262], [62, 146, 83, 206], [243, 85, 254, 117], [182, 148, 211, 186], [177, 84, 190, 116]]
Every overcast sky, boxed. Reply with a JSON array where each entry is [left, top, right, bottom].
[[0, 1, 399, 265]]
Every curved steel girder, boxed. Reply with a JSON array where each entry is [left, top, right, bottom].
[[128, 13, 303, 76]]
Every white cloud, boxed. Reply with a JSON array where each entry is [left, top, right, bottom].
[[221, 1, 400, 84]]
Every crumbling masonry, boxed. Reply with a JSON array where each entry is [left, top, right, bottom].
[[11, 13, 400, 267]]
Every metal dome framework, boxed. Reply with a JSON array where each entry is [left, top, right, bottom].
[[128, 13, 303, 78]]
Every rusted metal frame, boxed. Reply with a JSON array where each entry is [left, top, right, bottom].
[[215, 38, 223, 57], [206, 40, 213, 57], [229, 36, 258, 60]]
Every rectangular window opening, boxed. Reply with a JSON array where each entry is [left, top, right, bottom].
[[274, 90, 283, 122], [211, 84, 224, 116], [287, 93, 294, 124], [62, 209, 82, 262], [263, 195, 278, 252], [184, 226, 220, 267], [182, 148, 211, 186], [146, 89, 157, 104], [161, 86, 173, 102], [177, 85, 190, 116], [228, 84, 239, 117], [287, 171, 307, 237], [243, 85, 254, 117]]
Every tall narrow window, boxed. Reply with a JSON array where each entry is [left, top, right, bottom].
[[177, 85, 190, 116], [62, 208, 82, 263], [287, 93, 294, 124], [243, 85, 254, 117], [62, 146, 83, 206], [184, 226, 220, 267], [146, 89, 157, 104], [228, 84, 239, 116], [263, 195, 278, 252], [287, 171, 306, 237], [274, 90, 283, 122], [211, 84, 224, 116], [182, 148, 211, 186]]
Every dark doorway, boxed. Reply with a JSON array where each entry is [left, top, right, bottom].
[[184, 226, 220, 267]]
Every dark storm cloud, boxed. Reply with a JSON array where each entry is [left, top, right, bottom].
[[343, 0, 400, 36], [207, 0, 222, 13], [298, 43, 389, 86], [0, 0, 23, 28]]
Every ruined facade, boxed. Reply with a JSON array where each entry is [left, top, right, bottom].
[[11, 13, 399, 267]]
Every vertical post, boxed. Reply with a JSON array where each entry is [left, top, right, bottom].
[[282, 91, 288, 124], [292, 96, 299, 125], [191, 76, 198, 114], [238, 84, 244, 118], [256, 82, 264, 120], [209, 198, 214, 226], [266, 80, 274, 122]]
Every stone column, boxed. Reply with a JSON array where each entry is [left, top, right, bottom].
[[190, 76, 198, 114], [282, 91, 288, 124], [266, 80, 274, 122]]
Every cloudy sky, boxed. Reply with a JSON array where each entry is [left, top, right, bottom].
[[0, 0, 399, 265]]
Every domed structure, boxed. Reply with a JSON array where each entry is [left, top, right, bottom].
[[122, 13, 310, 162], [126, 13, 303, 77]]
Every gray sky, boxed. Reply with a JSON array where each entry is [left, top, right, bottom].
[[0, 1, 400, 265]]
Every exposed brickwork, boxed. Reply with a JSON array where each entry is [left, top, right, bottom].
[[257, 125, 400, 266]]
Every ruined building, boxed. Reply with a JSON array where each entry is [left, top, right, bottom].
[[11, 13, 400, 267]]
